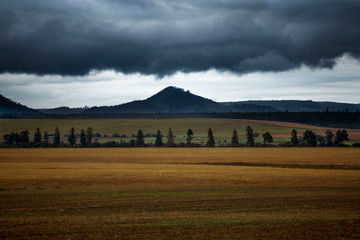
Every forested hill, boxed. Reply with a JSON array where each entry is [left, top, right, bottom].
[[0, 94, 39, 115], [83, 86, 276, 114], [84, 86, 230, 114], [222, 100, 360, 112]]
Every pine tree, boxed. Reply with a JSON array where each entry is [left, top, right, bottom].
[[290, 129, 299, 146], [231, 129, 239, 145], [68, 127, 77, 146], [186, 129, 194, 145], [86, 127, 93, 144], [136, 129, 145, 146], [334, 129, 349, 146], [262, 132, 273, 146], [155, 130, 163, 146], [303, 130, 317, 147], [166, 128, 175, 146], [34, 128, 42, 145], [19, 130, 29, 146], [43, 131, 49, 147], [54, 127, 61, 147], [324, 129, 334, 146], [246, 126, 254, 147], [80, 129, 87, 146], [206, 128, 215, 147]]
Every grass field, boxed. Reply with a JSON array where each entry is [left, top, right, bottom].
[[1, 148, 360, 239], [1, 118, 360, 144]]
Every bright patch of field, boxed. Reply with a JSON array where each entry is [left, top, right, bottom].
[[1, 118, 359, 143], [1, 148, 359, 165], [1, 148, 360, 239]]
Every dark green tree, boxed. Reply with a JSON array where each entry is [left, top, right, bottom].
[[166, 128, 175, 146], [334, 129, 349, 146], [303, 130, 317, 147], [3, 133, 19, 146], [34, 128, 42, 145], [186, 129, 194, 145], [80, 129, 87, 146], [206, 128, 215, 147], [155, 130, 163, 146], [290, 129, 299, 146], [231, 129, 239, 145], [68, 127, 77, 146], [43, 131, 49, 147], [262, 132, 274, 146], [324, 129, 334, 146], [245, 126, 255, 147], [19, 130, 30, 146], [86, 127, 93, 144], [136, 129, 145, 146], [54, 127, 61, 147]]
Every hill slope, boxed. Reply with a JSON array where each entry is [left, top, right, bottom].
[[0, 94, 39, 115], [85, 87, 230, 114]]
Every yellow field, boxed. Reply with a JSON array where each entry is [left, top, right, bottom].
[[1, 148, 360, 239], [1, 148, 359, 189]]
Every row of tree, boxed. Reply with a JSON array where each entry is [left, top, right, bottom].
[[289, 129, 349, 147], [2, 126, 352, 148]]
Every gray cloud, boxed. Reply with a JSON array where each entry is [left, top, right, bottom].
[[0, 0, 359, 77]]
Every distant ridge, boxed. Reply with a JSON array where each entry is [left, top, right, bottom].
[[38, 106, 89, 115], [83, 87, 360, 114], [2, 87, 359, 115], [222, 100, 360, 112], [0, 94, 39, 115]]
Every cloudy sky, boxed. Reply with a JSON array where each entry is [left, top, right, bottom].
[[0, 0, 359, 108]]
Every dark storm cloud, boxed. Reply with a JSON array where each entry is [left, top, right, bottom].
[[0, 0, 359, 76]]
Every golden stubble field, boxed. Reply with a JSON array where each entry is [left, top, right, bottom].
[[0, 148, 360, 189], [1, 148, 360, 239]]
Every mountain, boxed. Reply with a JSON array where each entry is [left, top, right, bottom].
[[3, 87, 359, 115], [84, 86, 231, 114], [0, 94, 39, 115], [68, 87, 360, 114]]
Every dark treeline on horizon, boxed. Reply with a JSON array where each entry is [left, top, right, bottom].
[[1, 111, 359, 129]]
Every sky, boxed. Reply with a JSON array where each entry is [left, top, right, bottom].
[[0, 0, 359, 108]]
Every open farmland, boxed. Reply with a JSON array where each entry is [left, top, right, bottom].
[[0, 148, 360, 239], [1, 118, 360, 144]]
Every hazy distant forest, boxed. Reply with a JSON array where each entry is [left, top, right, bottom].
[[2, 111, 359, 129]]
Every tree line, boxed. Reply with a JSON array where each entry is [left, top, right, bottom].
[[1, 126, 356, 148], [2, 111, 359, 129]]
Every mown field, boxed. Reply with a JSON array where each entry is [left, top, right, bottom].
[[0, 148, 360, 239], [1, 118, 360, 144]]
